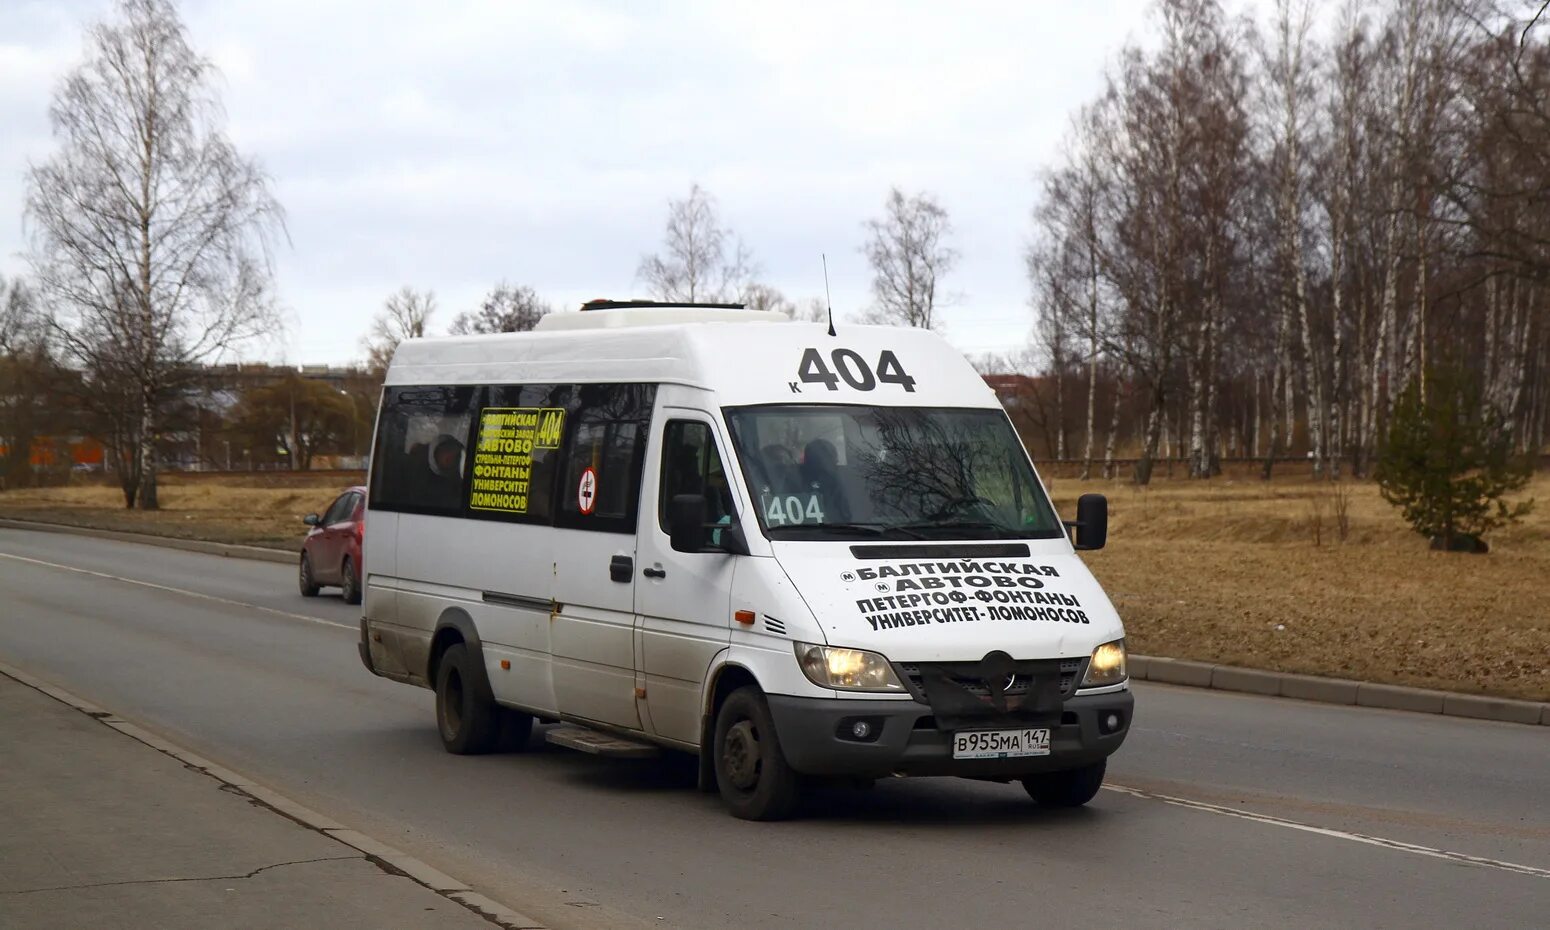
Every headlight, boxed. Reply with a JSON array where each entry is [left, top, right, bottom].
[[794, 643, 905, 692], [1081, 639, 1127, 687]]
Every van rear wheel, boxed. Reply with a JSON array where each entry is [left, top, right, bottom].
[[435, 643, 501, 755], [713, 687, 800, 821], [1022, 760, 1106, 808]]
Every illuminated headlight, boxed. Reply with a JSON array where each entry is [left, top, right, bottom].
[[794, 643, 905, 692], [1080, 639, 1128, 687]]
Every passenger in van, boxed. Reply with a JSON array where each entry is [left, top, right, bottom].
[[801, 438, 851, 521], [416, 434, 465, 510]]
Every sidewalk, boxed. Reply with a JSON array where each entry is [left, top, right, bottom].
[[0, 673, 498, 930]]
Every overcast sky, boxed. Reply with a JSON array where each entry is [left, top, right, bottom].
[[1, 0, 1203, 366]]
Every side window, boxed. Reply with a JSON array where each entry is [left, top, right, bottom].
[[659, 421, 735, 533], [555, 383, 656, 534], [466, 384, 571, 524], [322, 493, 354, 526], [368, 386, 477, 515]]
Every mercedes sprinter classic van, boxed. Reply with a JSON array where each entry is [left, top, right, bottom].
[[357, 301, 1132, 820]]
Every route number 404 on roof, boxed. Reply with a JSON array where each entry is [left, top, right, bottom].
[[793, 348, 916, 393]]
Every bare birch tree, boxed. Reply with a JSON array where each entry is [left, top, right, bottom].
[[364, 286, 435, 374], [637, 184, 755, 303], [861, 187, 958, 329], [25, 0, 282, 509]]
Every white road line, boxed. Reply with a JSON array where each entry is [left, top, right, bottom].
[[0, 551, 356, 632], [1104, 783, 1550, 880]]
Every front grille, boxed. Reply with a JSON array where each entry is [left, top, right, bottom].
[[897, 657, 1086, 704]]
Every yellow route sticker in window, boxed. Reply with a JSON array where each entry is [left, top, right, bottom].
[[468, 406, 565, 514]]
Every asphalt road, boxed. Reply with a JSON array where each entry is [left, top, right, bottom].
[[0, 526, 1545, 929]]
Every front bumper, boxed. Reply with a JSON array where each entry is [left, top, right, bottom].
[[766, 688, 1133, 778]]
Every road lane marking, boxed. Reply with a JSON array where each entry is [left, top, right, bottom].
[[0, 551, 356, 632], [1105, 783, 1550, 880]]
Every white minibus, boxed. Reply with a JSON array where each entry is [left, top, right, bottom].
[[356, 300, 1132, 820]]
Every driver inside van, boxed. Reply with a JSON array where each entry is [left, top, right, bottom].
[[800, 438, 851, 521]]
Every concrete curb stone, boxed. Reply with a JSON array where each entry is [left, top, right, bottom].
[[0, 517, 296, 564], [1441, 693, 1545, 725], [1145, 657, 1215, 688], [1357, 683, 1447, 714], [1210, 665, 1282, 696], [1132, 654, 1545, 725], [1278, 673, 1360, 705]]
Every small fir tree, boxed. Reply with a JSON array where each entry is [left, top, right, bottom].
[[1375, 368, 1534, 552]]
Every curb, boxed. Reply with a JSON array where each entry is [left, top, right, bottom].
[[4, 516, 1543, 728], [1130, 654, 1549, 727], [0, 517, 296, 564], [0, 660, 547, 930]]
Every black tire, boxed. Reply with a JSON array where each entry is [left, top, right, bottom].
[[340, 557, 362, 605], [435, 643, 501, 755], [298, 554, 321, 597], [1022, 760, 1106, 808], [713, 686, 801, 821], [498, 707, 536, 752]]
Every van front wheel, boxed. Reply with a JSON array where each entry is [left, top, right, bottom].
[[435, 643, 500, 755], [1022, 760, 1106, 808], [713, 687, 800, 821]]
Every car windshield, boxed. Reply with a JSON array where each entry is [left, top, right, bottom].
[[723, 404, 1062, 540]]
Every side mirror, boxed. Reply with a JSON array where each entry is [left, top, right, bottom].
[[668, 494, 750, 555], [669, 494, 708, 553], [303, 513, 321, 526], [1064, 493, 1108, 551]]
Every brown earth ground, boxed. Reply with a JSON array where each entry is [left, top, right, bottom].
[[0, 469, 1545, 701]]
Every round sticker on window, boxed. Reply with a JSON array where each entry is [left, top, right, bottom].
[[577, 467, 598, 515]]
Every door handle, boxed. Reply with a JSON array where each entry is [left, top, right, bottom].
[[609, 555, 633, 583], [643, 566, 667, 579]]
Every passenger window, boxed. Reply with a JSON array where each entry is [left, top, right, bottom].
[[322, 493, 354, 526], [555, 383, 656, 534], [369, 386, 477, 515], [659, 421, 736, 534], [468, 384, 572, 524]]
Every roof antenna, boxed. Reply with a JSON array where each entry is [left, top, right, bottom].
[[822, 253, 837, 337]]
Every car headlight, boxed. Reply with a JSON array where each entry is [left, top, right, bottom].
[[1080, 639, 1127, 687], [794, 643, 905, 692]]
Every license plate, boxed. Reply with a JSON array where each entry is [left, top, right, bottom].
[[952, 728, 1051, 760]]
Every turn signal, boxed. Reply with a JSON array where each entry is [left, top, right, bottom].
[[734, 610, 755, 625]]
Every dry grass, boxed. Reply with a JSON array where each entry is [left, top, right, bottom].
[[2, 469, 1545, 699], [0, 473, 363, 550], [1050, 473, 1550, 702]]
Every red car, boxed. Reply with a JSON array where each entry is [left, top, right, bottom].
[[299, 485, 366, 604]]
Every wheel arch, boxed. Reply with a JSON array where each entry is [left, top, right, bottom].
[[428, 607, 494, 703], [697, 659, 761, 791]]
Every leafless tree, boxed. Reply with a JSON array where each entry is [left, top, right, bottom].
[[24, 0, 282, 509], [364, 286, 435, 374], [787, 297, 830, 324], [0, 276, 60, 488], [637, 184, 755, 302], [742, 282, 794, 315], [861, 187, 958, 330], [449, 283, 549, 335]]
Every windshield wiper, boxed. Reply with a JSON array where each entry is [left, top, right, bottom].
[[766, 522, 926, 539], [893, 519, 1013, 536]]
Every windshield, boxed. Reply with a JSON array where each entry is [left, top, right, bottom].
[[723, 404, 1062, 540]]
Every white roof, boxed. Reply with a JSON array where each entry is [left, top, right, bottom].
[[386, 316, 999, 409]]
